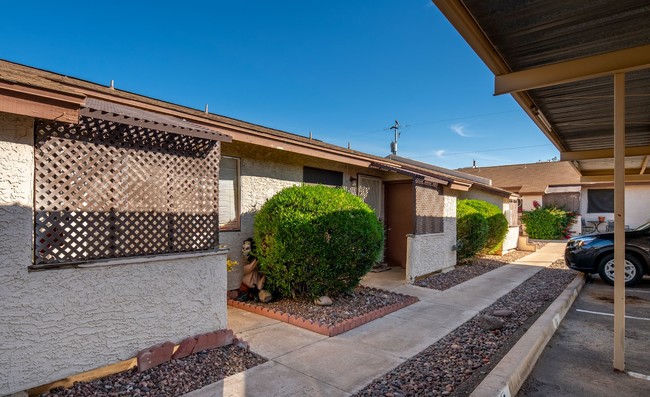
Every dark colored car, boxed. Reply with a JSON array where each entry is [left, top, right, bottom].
[[565, 221, 650, 287]]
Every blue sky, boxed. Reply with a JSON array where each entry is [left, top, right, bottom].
[[1, 0, 558, 169]]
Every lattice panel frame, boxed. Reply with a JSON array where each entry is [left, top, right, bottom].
[[414, 183, 444, 235], [34, 117, 220, 266]]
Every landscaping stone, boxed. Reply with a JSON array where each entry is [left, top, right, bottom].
[[314, 296, 333, 306], [493, 309, 514, 317], [477, 315, 505, 330]]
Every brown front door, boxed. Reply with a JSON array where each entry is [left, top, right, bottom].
[[384, 181, 414, 268]]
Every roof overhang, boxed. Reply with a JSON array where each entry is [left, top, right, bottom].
[[81, 98, 231, 142], [433, 0, 650, 182], [0, 80, 83, 123]]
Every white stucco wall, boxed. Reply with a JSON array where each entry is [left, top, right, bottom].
[[522, 194, 543, 211], [0, 113, 227, 395], [405, 188, 457, 281], [580, 186, 650, 230]]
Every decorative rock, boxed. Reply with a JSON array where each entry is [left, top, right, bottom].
[[233, 337, 250, 351], [227, 290, 239, 299], [493, 309, 514, 317], [258, 289, 273, 303], [314, 296, 333, 306], [477, 315, 504, 330]]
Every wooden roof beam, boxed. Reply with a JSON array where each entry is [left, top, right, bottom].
[[495, 44, 650, 95], [581, 174, 650, 183], [560, 145, 650, 161]]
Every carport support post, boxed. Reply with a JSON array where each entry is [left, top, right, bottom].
[[613, 72, 626, 371]]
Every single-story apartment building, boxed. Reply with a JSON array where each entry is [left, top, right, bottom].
[[0, 59, 516, 395]]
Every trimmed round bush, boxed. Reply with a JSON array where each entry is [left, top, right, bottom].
[[253, 185, 384, 299], [456, 199, 489, 260], [465, 200, 508, 254]]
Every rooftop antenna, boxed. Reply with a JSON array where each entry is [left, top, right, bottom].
[[389, 120, 400, 155]]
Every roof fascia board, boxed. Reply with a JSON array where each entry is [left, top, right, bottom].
[[74, 91, 392, 168], [561, 145, 650, 161], [0, 81, 84, 123], [495, 44, 650, 95]]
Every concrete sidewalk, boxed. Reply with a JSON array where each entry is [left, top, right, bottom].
[[184, 243, 567, 397]]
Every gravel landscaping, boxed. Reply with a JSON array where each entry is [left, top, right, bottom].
[[235, 285, 417, 327], [354, 258, 577, 397], [40, 345, 266, 397], [415, 246, 546, 291]]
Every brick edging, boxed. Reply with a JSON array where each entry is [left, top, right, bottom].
[[228, 288, 419, 336]]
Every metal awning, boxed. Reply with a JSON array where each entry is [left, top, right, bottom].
[[545, 185, 582, 194], [81, 98, 232, 142]]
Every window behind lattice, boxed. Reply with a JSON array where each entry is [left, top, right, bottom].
[[33, 117, 220, 266], [219, 156, 240, 230]]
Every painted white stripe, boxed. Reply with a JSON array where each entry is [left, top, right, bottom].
[[626, 289, 650, 294], [627, 371, 650, 381], [576, 309, 650, 321]]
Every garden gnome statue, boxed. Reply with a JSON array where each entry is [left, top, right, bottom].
[[239, 238, 272, 303]]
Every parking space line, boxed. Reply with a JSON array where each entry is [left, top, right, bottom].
[[627, 371, 650, 382], [626, 289, 650, 294], [575, 309, 650, 321]]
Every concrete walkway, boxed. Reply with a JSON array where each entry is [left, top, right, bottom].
[[184, 243, 567, 397]]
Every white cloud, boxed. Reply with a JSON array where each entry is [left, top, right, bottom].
[[450, 124, 472, 137], [435, 149, 446, 158]]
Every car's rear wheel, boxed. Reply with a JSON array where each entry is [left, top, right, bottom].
[[597, 253, 644, 287]]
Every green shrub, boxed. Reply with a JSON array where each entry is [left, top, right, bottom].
[[456, 200, 489, 260], [465, 200, 509, 254], [253, 185, 384, 299], [521, 206, 577, 239]]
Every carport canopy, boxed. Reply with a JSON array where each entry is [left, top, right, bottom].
[[433, 0, 650, 372]]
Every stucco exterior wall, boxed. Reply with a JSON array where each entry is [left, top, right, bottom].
[[405, 188, 457, 281], [458, 188, 508, 213], [502, 226, 519, 252], [522, 194, 543, 211], [0, 113, 227, 395], [580, 186, 650, 230], [220, 141, 394, 289]]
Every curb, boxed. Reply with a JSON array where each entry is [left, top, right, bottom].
[[470, 272, 586, 397]]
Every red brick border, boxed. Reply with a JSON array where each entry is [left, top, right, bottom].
[[136, 329, 243, 372], [228, 288, 419, 337]]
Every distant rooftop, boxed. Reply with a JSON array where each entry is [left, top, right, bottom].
[[457, 161, 581, 194]]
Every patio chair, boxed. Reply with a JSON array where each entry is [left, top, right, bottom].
[[581, 218, 595, 234], [606, 220, 629, 232]]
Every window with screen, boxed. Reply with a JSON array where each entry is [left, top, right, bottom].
[[303, 166, 343, 186]]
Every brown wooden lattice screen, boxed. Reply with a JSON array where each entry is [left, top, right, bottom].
[[34, 117, 220, 266], [414, 182, 444, 234]]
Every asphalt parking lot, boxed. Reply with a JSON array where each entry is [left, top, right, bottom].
[[518, 275, 650, 397]]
